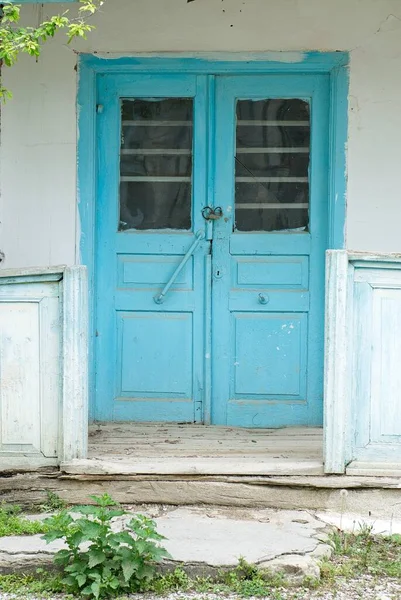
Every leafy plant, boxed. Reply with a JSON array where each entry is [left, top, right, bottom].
[[0, 0, 103, 99], [40, 490, 67, 513], [42, 494, 170, 599], [0, 503, 48, 537]]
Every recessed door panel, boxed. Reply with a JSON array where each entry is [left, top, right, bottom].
[[232, 312, 307, 398]]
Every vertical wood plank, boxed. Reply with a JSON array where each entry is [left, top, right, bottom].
[[77, 59, 96, 422], [39, 296, 61, 456], [62, 266, 88, 461], [328, 64, 348, 249], [351, 279, 373, 451], [324, 249, 351, 473], [370, 285, 401, 442]]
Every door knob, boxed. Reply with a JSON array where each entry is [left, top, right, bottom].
[[258, 293, 269, 305]]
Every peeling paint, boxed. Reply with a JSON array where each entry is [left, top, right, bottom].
[[84, 51, 307, 64]]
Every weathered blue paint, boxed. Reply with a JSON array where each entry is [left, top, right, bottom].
[[77, 53, 348, 425], [211, 74, 329, 426], [95, 73, 209, 422], [80, 53, 348, 74]]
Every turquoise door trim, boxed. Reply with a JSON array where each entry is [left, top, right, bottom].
[[77, 53, 349, 422]]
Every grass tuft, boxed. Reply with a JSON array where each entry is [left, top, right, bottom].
[[0, 504, 48, 537], [151, 558, 286, 598], [321, 527, 401, 582], [0, 572, 67, 596], [39, 490, 67, 513]]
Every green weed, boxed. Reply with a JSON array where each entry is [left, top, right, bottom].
[[321, 527, 401, 581], [0, 504, 48, 537], [43, 493, 170, 599], [152, 558, 286, 598], [0, 572, 66, 596], [40, 490, 67, 513]]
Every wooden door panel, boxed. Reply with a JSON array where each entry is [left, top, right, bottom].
[[212, 74, 329, 427], [95, 74, 208, 422]]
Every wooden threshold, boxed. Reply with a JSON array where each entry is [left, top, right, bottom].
[[62, 423, 324, 476]]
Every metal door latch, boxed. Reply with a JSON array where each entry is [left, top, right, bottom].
[[201, 206, 223, 221]]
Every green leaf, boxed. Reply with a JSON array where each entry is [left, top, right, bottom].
[[152, 546, 172, 561], [76, 573, 87, 587], [69, 530, 84, 547], [62, 575, 77, 588], [73, 505, 100, 516], [53, 549, 72, 565], [112, 531, 134, 546], [65, 560, 86, 574], [135, 540, 146, 555], [2, 4, 20, 23], [91, 493, 119, 508], [88, 549, 106, 568], [108, 576, 120, 590], [91, 580, 101, 598], [136, 563, 156, 581], [107, 509, 126, 518], [78, 519, 103, 540], [42, 530, 63, 543], [122, 558, 137, 582]]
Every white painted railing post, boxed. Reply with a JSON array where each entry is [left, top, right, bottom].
[[324, 250, 351, 473], [61, 266, 88, 461]]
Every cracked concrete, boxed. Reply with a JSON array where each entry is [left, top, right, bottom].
[[0, 506, 333, 584]]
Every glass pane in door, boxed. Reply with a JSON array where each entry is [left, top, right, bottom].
[[119, 98, 193, 231], [235, 99, 310, 232]]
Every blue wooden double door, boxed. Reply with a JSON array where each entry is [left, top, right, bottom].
[[94, 71, 329, 427]]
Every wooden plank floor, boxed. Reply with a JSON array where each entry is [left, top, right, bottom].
[[69, 423, 325, 476]]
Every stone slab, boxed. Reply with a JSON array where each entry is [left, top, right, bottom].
[[155, 507, 323, 566], [0, 506, 331, 583]]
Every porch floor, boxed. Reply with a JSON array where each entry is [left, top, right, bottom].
[[77, 423, 324, 476]]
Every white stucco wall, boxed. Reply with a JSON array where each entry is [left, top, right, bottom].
[[1, 0, 401, 268]]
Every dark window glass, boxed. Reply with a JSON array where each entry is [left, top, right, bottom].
[[119, 99, 193, 231], [235, 99, 310, 232]]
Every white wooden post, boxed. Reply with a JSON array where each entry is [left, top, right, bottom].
[[61, 266, 89, 462], [324, 250, 352, 473]]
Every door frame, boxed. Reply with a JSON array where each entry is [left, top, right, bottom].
[[77, 52, 349, 423]]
